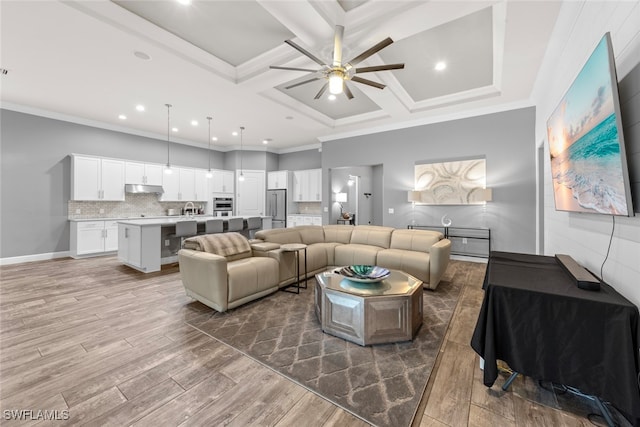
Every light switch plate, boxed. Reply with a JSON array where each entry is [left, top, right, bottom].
[[165, 240, 170, 246], [388, 208, 394, 214], [323, 206, 328, 212]]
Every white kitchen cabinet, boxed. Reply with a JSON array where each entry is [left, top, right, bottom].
[[70, 220, 119, 257], [211, 170, 234, 194], [312, 216, 322, 226], [267, 170, 289, 190], [287, 214, 322, 227], [179, 168, 196, 201], [293, 169, 322, 202], [287, 215, 298, 228], [194, 169, 209, 202], [125, 161, 163, 185], [71, 155, 125, 201], [118, 223, 161, 273], [160, 167, 197, 201]]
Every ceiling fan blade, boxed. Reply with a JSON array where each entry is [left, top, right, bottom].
[[346, 37, 394, 67], [333, 25, 344, 67], [285, 77, 322, 89], [355, 63, 404, 73], [343, 82, 354, 100], [284, 40, 327, 67], [351, 76, 386, 90], [270, 65, 319, 73], [314, 82, 329, 99]]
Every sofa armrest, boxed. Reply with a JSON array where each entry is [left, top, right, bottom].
[[178, 249, 229, 312], [428, 239, 452, 289], [251, 241, 281, 257]]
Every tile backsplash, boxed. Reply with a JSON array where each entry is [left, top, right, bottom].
[[68, 193, 206, 219], [294, 202, 322, 214]]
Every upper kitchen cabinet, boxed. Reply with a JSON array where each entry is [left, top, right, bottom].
[[194, 169, 209, 202], [211, 170, 234, 194], [160, 167, 197, 201], [293, 168, 322, 202], [71, 154, 125, 201], [267, 170, 289, 190], [125, 161, 163, 186]]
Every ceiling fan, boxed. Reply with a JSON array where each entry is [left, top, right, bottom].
[[270, 25, 404, 100]]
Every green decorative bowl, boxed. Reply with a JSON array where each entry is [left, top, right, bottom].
[[351, 265, 375, 276]]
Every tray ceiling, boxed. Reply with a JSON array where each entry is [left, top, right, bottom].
[[0, 1, 562, 151]]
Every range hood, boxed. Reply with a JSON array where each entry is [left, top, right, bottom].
[[125, 184, 164, 194]]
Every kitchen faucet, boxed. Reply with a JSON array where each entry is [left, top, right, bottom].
[[184, 201, 195, 217]]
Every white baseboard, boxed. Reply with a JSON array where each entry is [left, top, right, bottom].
[[0, 251, 71, 266], [451, 255, 488, 264]]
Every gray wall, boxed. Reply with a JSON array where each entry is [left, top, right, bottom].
[[322, 107, 537, 253], [278, 149, 321, 170], [0, 109, 222, 258]]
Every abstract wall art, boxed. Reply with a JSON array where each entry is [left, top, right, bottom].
[[414, 158, 487, 204]]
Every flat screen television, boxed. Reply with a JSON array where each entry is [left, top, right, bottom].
[[546, 32, 634, 216]]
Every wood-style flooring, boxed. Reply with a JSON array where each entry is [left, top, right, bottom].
[[0, 256, 624, 426]]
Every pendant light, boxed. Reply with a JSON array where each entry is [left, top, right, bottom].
[[238, 126, 245, 182], [164, 103, 173, 175], [205, 116, 213, 179]]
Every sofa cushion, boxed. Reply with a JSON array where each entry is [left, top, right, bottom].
[[183, 232, 251, 259], [334, 243, 383, 266], [349, 225, 394, 248], [227, 257, 279, 302], [323, 225, 354, 244], [298, 226, 325, 245], [376, 249, 431, 284], [254, 228, 302, 244], [390, 229, 442, 253], [312, 242, 343, 266]]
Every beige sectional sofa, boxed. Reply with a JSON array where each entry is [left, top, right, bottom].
[[178, 225, 451, 313], [254, 225, 451, 290]]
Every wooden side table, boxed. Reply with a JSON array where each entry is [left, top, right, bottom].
[[280, 243, 307, 294]]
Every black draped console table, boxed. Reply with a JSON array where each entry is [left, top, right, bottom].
[[471, 251, 640, 426]]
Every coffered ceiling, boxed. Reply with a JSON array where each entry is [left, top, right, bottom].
[[0, 1, 561, 152]]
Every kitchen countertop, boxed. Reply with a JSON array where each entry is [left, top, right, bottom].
[[117, 215, 268, 227], [68, 215, 206, 222]]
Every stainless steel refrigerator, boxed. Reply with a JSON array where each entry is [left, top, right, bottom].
[[267, 189, 287, 228]]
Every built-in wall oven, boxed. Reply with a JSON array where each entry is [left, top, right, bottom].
[[213, 197, 233, 217]]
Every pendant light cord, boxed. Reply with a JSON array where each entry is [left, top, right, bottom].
[[165, 103, 172, 166], [207, 116, 212, 171], [240, 126, 245, 174]]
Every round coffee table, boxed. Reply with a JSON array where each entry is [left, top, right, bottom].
[[314, 269, 423, 346]]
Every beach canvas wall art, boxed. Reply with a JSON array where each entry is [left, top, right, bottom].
[[414, 158, 486, 205], [546, 34, 632, 216]]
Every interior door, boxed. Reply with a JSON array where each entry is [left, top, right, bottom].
[[236, 170, 265, 216]]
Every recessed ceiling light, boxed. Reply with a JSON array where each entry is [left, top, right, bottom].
[[172, 127, 179, 132], [190, 120, 198, 126], [232, 131, 238, 136], [118, 114, 127, 120], [176, 0, 191, 4], [434, 61, 447, 71], [135, 104, 145, 112], [263, 138, 272, 145], [212, 137, 218, 141], [328, 94, 336, 101], [133, 51, 151, 61]]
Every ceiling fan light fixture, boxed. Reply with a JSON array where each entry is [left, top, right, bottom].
[[329, 72, 344, 94]]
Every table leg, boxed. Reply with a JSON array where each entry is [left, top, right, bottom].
[[281, 250, 301, 294], [502, 372, 519, 391]]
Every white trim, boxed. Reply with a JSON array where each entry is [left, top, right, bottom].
[[0, 251, 71, 266], [450, 255, 488, 264]]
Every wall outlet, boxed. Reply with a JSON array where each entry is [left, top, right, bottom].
[[75, 209, 81, 214], [462, 238, 468, 244], [99, 209, 105, 214], [165, 240, 170, 246], [323, 206, 328, 212], [388, 208, 394, 214]]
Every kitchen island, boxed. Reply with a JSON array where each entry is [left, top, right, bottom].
[[117, 216, 270, 273]]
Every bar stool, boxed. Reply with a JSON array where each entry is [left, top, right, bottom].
[[226, 218, 244, 233], [201, 218, 224, 235], [245, 216, 262, 239], [170, 220, 197, 252]]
